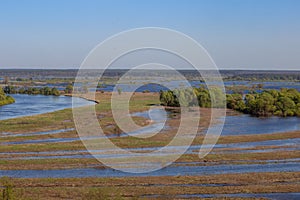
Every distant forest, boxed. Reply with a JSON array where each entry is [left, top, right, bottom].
[[0, 69, 299, 81]]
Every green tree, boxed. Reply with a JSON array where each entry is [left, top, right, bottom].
[[64, 84, 74, 94], [51, 88, 60, 96], [160, 90, 179, 107], [256, 92, 276, 116], [197, 89, 211, 107], [227, 94, 246, 111], [275, 96, 296, 117]]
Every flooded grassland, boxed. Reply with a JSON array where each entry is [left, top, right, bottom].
[[0, 92, 299, 199]]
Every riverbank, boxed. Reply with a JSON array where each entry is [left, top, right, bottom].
[[64, 93, 100, 104], [0, 92, 158, 134]]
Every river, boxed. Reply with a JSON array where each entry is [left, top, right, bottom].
[[0, 94, 95, 120]]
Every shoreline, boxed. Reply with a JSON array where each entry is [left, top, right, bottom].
[[64, 93, 100, 104]]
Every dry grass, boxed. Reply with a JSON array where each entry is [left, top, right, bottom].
[[2, 172, 299, 199]]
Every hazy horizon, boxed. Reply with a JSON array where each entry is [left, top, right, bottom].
[[0, 67, 299, 71]]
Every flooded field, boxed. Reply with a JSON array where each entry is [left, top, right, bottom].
[[0, 91, 299, 199]]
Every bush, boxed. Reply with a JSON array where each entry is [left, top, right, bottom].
[[1, 177, 15, 200], [0, 88, 15, 106]]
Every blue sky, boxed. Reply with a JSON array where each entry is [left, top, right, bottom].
[[0, 0, 299, 70]]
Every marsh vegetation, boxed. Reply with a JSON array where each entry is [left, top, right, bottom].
[[0, 69, 300, 199]]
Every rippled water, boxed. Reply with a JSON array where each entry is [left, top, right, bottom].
[[221, 114, 300, 135], [169, 193, 300, 200], [0, 94, 95, 120], [0, 162, 299, 178]]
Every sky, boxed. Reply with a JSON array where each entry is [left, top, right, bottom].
[[0, 0, 299, 70]]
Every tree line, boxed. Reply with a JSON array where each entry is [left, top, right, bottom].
[[160, 87, 300, 117], [227, 88, 300, 117], [3, 86, 60, 96], [2, 84, 86, 96], [160, 86, 225, 108]]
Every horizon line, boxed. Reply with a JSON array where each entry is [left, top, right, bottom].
[[0, 67, 300, 71]]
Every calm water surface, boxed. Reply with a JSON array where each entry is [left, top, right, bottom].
[[0, 94, 95, 120], [221, 114, 300, 135], [0, 162, 299, 178]]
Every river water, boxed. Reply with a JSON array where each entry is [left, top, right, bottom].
[[221, 114, 300, 135], [0, 94, 95, 120]]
